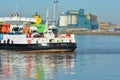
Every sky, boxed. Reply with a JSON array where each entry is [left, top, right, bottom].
[[0, 0, 120, 24]]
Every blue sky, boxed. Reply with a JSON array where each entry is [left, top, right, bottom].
[[0, 0, 120, 24]]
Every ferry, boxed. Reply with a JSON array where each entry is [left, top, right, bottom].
[[0, 13, 77, 52]]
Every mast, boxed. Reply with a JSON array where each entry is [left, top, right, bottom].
[[54, 0, 58, 25], [46, 8, 49, 30]]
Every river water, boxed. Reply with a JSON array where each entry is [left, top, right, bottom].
[[0, 35, 120, 80]]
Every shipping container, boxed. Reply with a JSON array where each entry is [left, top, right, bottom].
[[23, 26, 30, 34], [0, 24, 10, 33]]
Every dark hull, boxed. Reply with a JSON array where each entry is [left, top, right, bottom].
[[0, 43, 77, 53]]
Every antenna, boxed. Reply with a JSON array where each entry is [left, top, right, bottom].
[[15, 4, 18, 13], [13, 0, 18, 12], [13, 0, 20, 17]]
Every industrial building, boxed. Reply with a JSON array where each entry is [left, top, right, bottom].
[[85, 13, 98, 29], [59, 9, 98, 30], [59, 11, 78, 27], [77, 9, 92, 29]]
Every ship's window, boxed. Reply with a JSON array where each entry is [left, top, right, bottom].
[[52, 29, 58, 34], [50, 39, 55, 43]]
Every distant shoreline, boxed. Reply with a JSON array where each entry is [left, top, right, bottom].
[[58, 30, 120, 36]]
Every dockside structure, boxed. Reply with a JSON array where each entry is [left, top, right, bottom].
[[59, 9, 98, 30]]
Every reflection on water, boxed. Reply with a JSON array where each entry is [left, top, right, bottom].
[[2, 35, 120, 80], [0, 51, 75, 80]]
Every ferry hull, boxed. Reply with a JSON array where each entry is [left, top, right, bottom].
[[0, 43, 77, 53]]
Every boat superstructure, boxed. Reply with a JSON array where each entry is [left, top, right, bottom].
[[0, 13, 77, 52]]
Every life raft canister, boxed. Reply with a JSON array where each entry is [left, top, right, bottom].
[[66, 34, 71, 37], [27, 40, 31, 44]]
